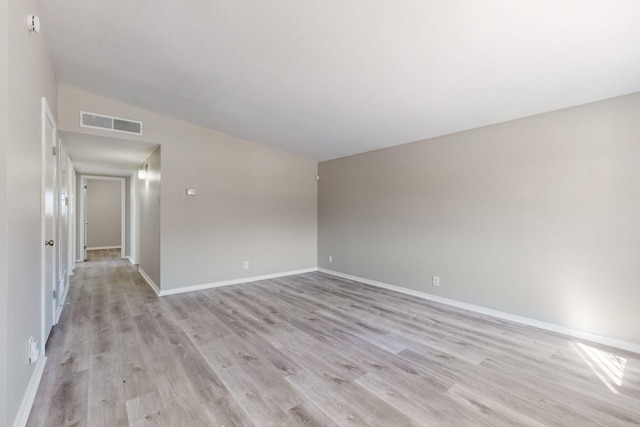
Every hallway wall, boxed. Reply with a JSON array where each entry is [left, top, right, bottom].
[[0, 0, 8, 424], [3, 0, 59, 424]]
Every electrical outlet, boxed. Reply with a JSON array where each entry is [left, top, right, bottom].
[[432, 276, 440, 287], [329, 255, 333, 263], [243, 261, 249, 269]]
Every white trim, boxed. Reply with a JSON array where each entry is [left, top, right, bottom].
[[12, 356, 47, 427], [54, 278, 70, 324], [318, 268, 640, 355], [130, 171, 140, 265], [54, 278, 63, 323], [79, 176, 85, 261], [86, 245, 122, 251], [68, 164, 76, 277], [158, 268, 318, 297], [139, 267, 160, 295]]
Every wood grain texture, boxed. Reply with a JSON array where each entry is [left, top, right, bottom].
[[27, 249, 640, 426]]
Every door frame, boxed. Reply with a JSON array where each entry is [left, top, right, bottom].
[[40, 97, 57, 351], [130, 172, 140, 265], [79, 175, 126, 260], [68, 166, 76, 274]]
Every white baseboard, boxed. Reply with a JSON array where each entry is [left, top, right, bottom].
[[12, 356, 47, 427], [54, 280, 70, 324], [54, 305, 62, 325], [86, 246, 121, 250], [159, 268, 319, 297], [318, 268, 640, 355], [138, 267, 160, 296]]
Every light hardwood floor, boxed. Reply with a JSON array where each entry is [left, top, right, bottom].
[[28, 249, 640, 426]]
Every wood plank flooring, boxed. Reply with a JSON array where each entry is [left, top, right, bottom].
[[28, 249, 640, 426]]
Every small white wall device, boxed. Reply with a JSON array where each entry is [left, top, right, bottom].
[[29, 337, 39, 363]]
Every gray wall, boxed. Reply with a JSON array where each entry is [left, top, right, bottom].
[[318, 92, 640, 346], [2, 0, 58, 424], [86, 178, 122, 249], [0, 0, 8, 423], [58, 85, 318, 292], [140, 147, 161, 286]]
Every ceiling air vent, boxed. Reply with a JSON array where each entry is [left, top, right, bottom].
[[80, 111, 143, 135]]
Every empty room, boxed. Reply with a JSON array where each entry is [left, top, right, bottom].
[[2, 1, 640, 426]]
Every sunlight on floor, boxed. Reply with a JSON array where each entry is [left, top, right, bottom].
[[573, 342, 626, 394]]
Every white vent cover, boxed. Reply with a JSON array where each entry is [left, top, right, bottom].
[[80, 111, 143, 135]]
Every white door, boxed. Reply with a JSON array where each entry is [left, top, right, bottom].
[[56, 141, 69, 320], [83, 181, 87, 261], [42, 98, 57, 343]]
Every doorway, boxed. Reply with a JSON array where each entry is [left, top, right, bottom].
[[79, 175, 126, 261]]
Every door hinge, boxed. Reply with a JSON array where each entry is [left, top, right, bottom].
[[53, 289, 57, 300], [52, 146, 57, 156]]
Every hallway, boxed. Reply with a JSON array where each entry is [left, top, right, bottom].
[[27, 249, 157, 426]]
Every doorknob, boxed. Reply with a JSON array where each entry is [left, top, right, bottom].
[[45, 240, 54, 246]]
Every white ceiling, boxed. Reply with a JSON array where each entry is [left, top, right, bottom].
[[61, 131, 158, 176], [40, 1, 640, 161]]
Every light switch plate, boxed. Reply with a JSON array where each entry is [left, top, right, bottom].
[[186, 188, 197, 196]]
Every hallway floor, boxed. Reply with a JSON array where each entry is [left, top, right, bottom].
[[27, 250, 640, 426]]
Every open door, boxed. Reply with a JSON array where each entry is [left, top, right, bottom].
[[55, 142, 70, 322], [83, 182, 87, 261]]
